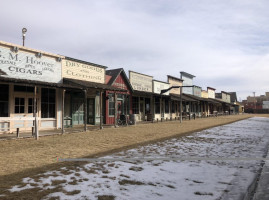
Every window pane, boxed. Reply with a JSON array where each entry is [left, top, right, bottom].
[[28, 106, 33, 113], [20, 106, 25, 113], [0, 102, 8, 117], [28, 98, 33, 105], [49, 104, 55, 118], [15, 106, 20, 113], [20, 98, 25, 105], [15, 98, 19, 105], [41, 103, 48, 118]]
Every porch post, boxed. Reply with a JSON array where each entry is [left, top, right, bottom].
[[100, 90, 103, 129], [34, 86, 39, 140], [151, 95, 154, 122], [114, 92, 117, 127], [160, 95, 162, 122], [84, 89, 87, 132], [180, 87, 182, 123], [62, 89, 65, 134]]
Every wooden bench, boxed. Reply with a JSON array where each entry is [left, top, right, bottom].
[[0, 117, 39, 138]]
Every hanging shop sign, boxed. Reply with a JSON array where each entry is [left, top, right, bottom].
[[207, 87, 216, 99], [193, 86, 202, 97], [62, 59, 105, 83], [129, 71, 152, 92], [168, 76, 182, 95], [153, 80, 169, 95], [0, 45, 62, 83], [181, 74, 193, 95]]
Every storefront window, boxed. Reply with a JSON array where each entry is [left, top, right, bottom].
[[145, 98, 151, 114], [0, 84, 9, 117], [132, 96, 139, 114], [14, 85, 34, 93], [14, 97, 25, 113], [41, 88, 56, 118], [108, 93, 115, 116], [165, 99, 169, 113], [172, 101, 175, 113], [126, 95, 130, 115], [28, 98, 37, 113], [155, 97, 160, 114]]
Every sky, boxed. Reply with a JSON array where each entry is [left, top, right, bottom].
[[1, 0, 269, 101]]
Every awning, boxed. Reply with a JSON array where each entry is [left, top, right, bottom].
[[133, 90, 156, 97], [0, 76, 82, 89], [63, 78, 126, 91], [170, 94, 198, 102]]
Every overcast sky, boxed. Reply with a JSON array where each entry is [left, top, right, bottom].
[[1, 0, 269, 100]]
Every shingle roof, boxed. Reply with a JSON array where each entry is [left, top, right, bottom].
[[106, 68, 123, 85], [106, 68, 133, 91]]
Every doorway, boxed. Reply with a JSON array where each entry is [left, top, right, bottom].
[[87, 98, 95, 125]]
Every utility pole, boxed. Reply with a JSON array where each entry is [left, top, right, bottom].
[[22, 28, 27, 46]]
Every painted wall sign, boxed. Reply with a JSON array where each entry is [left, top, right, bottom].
[[168, 77, 182, 95], [208, 88, 215, 99], [129, 71, 152, 92], [201, 90, 208, 98], [0, 46, 61, 83], [193, 86, 202, 97], [222, 92, 231, 103], [181, 74, 193, 95], [153, 80, 169, 95], [62, 60, 105, 83]]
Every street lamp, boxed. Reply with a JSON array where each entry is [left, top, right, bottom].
[[22, 28, 27, 46]]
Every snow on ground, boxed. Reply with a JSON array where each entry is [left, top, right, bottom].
[[9, 117, 269, 200]]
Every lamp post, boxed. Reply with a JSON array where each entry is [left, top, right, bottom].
[[22, 28, 27, 46]]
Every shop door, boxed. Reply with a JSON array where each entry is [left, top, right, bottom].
[[14, 96, 38, 130], [117, 101, 122, 119], [72, 98, 84, 125], [87, 98, 95, 125], [140, 98, 145, 120]]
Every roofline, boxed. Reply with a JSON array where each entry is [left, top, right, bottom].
[[153, 79, 170, 85], [167, 75, 183, 82], [129, 70, 153, 78], [193, 85, 202, 89], [207, 87, 216, 90], [180, 71, 196, 78], [65, 57, 107, 69], [107, 68, 134, 92], [221, 91, 230, 95], [0, 40, 64, 59]]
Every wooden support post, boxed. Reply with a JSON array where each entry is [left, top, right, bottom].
[[160, 96, 163, 122], [34, 86, 39, 140], [180, 87, 182, 123], [84, 90, 87, 132], [151, 96, 154, 123], [114, 93, 117, 127], [16, 128, 19, 138], [125, 95, 128, 126], [100, 91, 103, 129], [62, 89, 65, 134]]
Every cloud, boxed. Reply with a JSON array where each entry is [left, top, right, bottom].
[[1, 0, 269, 100]]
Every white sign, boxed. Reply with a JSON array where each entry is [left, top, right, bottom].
[[129, 71, 152, 92], [0, 46, 62, 83], [181, 74, 193, 95], [153, 80, 169, 95], [168, 77, 182, 94], [62, 60, 105, 83]]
